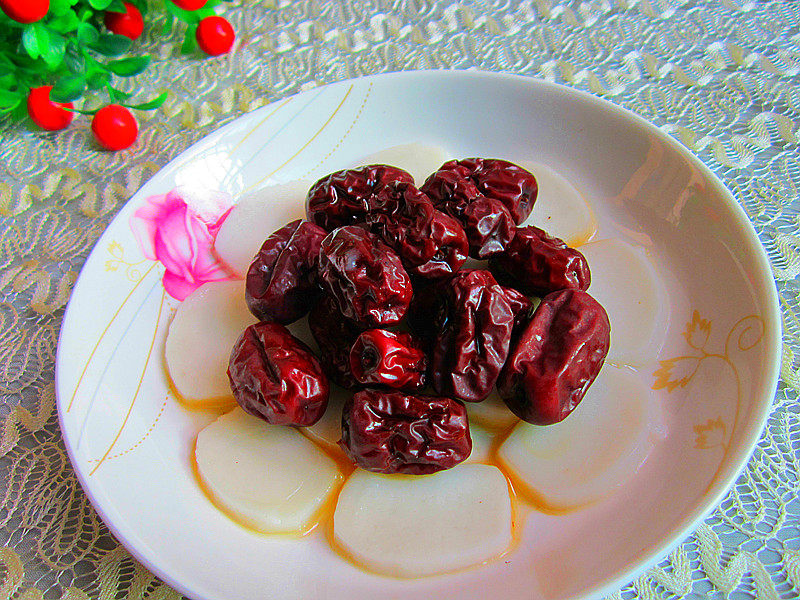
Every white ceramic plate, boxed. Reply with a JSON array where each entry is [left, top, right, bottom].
[[56, 71, 781, 600]]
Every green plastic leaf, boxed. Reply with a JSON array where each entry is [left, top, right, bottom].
[[89, 34, 132, 56], [0, 89, 21, 111], [77, 23, 99, 44], [41, 32, 67, 68], [63, 49, 85, 72], [63, 106, 99, 115], [51, 73, 86, 102], [105, 55, 150, 76], [181, 24, 198, 53], [161, 12, 175, 36], [22, 24, 49, 60], [48, 12, 81, 33], [48, 0, 79, 16], [124, 91, 167, 111], [106, 0, 127, 11], [106, 86, 133, 102], [49, 0, 70, 14], [0, 73, 16, 88], [89, 0, 114, 10], [87, 70, 110, 91]]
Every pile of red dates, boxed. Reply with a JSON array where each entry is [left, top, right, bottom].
[[227, 159, 610, 475]]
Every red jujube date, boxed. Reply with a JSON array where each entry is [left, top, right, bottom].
[[227, 322, 329, 426], [340, 389, 471, 474], [317, 226, 413, 328], [421, 158, 537, 258], [306, 165, 414, 231], [489, 225, 591, 297], [460, 196, 517, 259], [498, 289, 610, 425], [501, 285, 536, 336], [412, 209, 470, 278], [245, 219, 326, 324], [349, 329, 427, 391], [366, 181, 468, 278], [428, 270, 515, 403]]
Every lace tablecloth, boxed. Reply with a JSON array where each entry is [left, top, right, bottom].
[[1, 0, 798, 598]]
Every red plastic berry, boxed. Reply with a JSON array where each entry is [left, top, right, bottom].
[[196, 16, 235, 56], [0, 0, 49, 23], [91, 105, 138, 151], [27, 86, 73, 131], [171, 0, 207, 9], [103, 2, 144, 40]]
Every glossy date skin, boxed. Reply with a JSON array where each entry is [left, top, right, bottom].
[[245, 219, 327, 324], [421, 158, 538, 258], [349, 329, 427, 391], [501, 285, 536, 337], [308, 296, 362, 389], [489, 225, 591, 297], [366, 182, 468, 278], [460, 196, 517, 259], [424, 270, 516, 403], [317, 226, 413, 328], [306, 165, 414, 231], [340, 389, 471, 474], [498, 289, 610, 425], [227, 322, 330, 426]]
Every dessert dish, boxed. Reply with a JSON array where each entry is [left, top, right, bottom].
[[168, 149, 667, 577]]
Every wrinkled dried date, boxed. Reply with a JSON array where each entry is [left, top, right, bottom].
[[412, 209, 470, 278], [340, 389, 471, 474], [498, 289, 610, 425], [308, 296, 362, 389], [461, 158, 538, 223], [306, 165, 414, 231], [421, 158, 537, 258], [349, 329, 427, 391], [460, 197, 517, 258], [489, 225, 591, 297], [426, 270, 515, 402], [501, 285, 536, 336], [245, 219, 327, 324], [317, 226, 413, 328], [227, 321, 329, 426], [366, 182, 468, 278], [366, 182, 438, 267]]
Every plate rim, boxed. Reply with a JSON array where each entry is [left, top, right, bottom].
[[55, 68, 783, 600]]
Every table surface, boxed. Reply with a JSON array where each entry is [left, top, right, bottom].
[[1, 1, 798, 598]]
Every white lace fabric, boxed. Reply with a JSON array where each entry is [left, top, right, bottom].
[[0, 0, 798, 598]]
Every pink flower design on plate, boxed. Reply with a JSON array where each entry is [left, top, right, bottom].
[[131, 189, 234, 300]]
